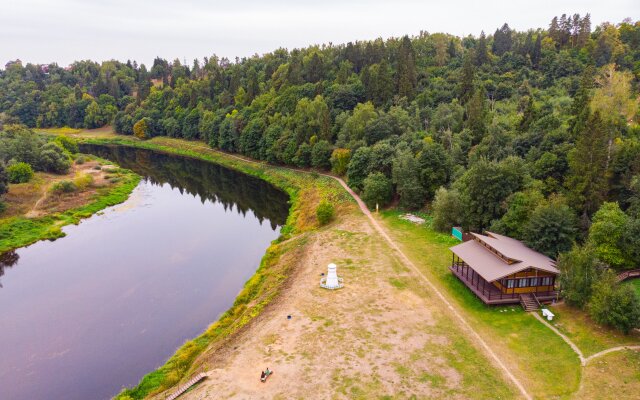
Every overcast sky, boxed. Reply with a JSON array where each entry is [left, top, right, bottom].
[[1, 0, 638, 67]]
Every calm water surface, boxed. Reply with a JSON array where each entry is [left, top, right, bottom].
[[0, 146, 289, 400]]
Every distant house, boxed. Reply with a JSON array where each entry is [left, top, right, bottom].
[[449, 232, 559, 306]]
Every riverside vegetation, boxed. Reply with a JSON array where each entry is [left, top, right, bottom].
[[0, 127, 140, 253]]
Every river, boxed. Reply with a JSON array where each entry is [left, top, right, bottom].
[[0, 145, 289, 400]]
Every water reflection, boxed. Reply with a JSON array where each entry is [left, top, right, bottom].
[[81, 144, 290, 230], [0, 251, 19, 288]]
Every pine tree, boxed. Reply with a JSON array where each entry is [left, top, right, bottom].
[[549, 17, 560, 45], [458, 50, 475, 103], [519, 96, 536, 132], [375, 59, 394, 105], [465, 87, 487, 144], [475, 31, 489, 65], [447, 39, 457, 59], [569, 66, 594, 137], [578, 14, 592, 48], [531, 34, 542, 68], [492, 23, 513, 56], [396, 36, 417, 99], [566, 112, 609, 217]]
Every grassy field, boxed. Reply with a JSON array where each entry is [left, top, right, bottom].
[[378, 210, 582, 399], [0, 162, 140, 254], [577, 349, 640, 399], [75, 136, 355, 399]]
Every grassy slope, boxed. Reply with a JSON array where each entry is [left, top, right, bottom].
[[0, 167, 140, 254], [378, 210, 581, 399], [77, 136, 353, 399]]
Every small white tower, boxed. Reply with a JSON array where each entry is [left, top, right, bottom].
[[320, 263, 343, 289]]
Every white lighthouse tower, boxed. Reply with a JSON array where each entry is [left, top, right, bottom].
[[320, 263, 343, 289]]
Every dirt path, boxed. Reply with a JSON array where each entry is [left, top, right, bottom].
[[584, 345, 640, 364]]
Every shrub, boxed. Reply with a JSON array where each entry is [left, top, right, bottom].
[[54, 135, 79, 154], [133, 118, 150, 139], [0, 200, 5, 214], [51, 180, 77, 194], [588, 271, 640, 334], [39, 142, 71, 174], [7, 162, 34, 183], [73, 173, 94, 190], [316, 200, 335, 225], [362, 172, 393, 210], [75, 155, 87, 165]]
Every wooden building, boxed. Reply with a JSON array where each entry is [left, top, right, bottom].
[[449, 232, 559, 306]]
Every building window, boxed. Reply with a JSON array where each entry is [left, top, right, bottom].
[[529, 277, 538, 287], [519, 278, 529, 288], [541, 277, 552, 286], [506, 279, 515, 289]]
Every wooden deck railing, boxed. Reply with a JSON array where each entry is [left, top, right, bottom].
[[616, 269, 640, 282]]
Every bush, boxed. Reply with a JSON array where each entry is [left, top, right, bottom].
[[362, 172, 393, 210], [316, 200, 335, 225], [133, 118, 150, 139], [73, 173, 94, 190], [75, 155, 87, 165], [7, 162, 33, 183], [51, 180, 77, 194], [54, 135, 79, 154], [588, 271, 640, 334], [0, 200, 5, 214], [39, 142, 71, 174]]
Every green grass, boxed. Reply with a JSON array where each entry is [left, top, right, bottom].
[[626, 279, 640, 297], [378, 210, 582, 399], [547, 303, 640, 357], [74, 136, 352, 399], [0, 168, 140, 254]]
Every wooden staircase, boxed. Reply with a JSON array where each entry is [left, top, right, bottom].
[[520, 293, 540, 312], [166, 372, 207, 400]]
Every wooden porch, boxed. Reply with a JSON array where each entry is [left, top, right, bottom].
[[450, 262, 559, 305]]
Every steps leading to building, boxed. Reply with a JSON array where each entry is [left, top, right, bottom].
[[520, 293, 540, 312]]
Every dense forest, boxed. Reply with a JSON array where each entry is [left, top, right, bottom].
[[1, 15, 640, 323]]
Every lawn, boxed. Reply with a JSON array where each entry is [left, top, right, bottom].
[[547, 302, 640, 357], [378, 210, 581, 399]]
